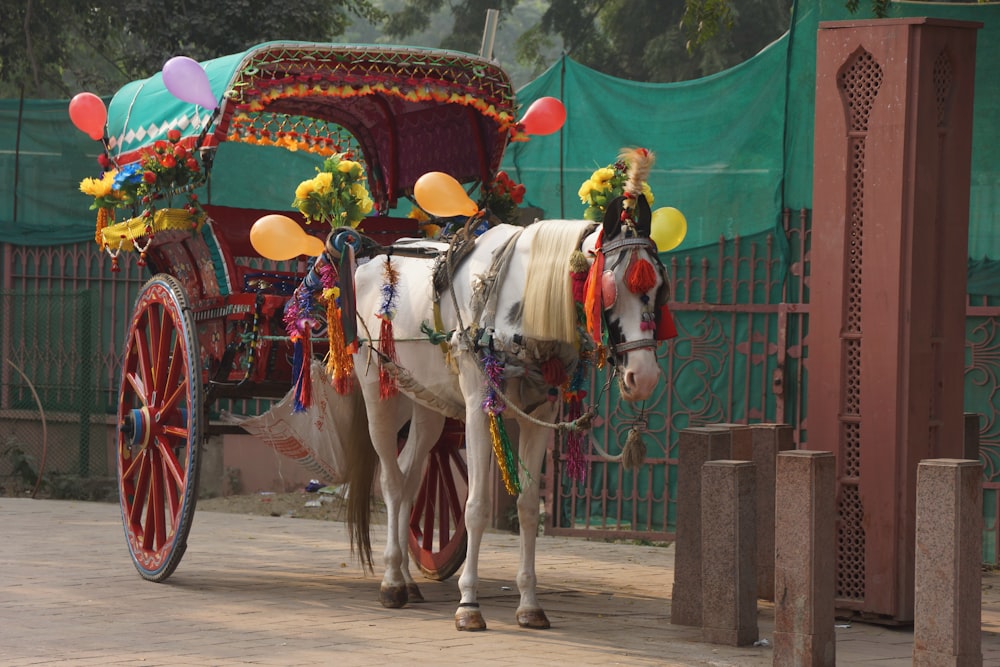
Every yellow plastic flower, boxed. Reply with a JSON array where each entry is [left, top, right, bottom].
[[593, 167, 615, 184], [578, 180, 593, 202], [313, 171, 333, 193], [79, 171, 117, 198], [642, 182, 654, 208], [295, 179, 315, 200]]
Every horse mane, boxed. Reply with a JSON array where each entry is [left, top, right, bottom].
[[520, 220, 593, 344]]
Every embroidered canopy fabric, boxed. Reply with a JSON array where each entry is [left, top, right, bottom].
[[105, 42, 519, 213]]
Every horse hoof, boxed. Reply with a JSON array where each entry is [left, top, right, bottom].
[[516, 608, 551, 629], [406, 583, 425, 603], [379, 584, 408, 609], [455, 607, 487, 631]]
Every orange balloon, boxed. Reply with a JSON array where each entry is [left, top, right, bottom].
[[413, 172, 479, 217], [251, 214, 306, 261], [301, 235, 326, 257]]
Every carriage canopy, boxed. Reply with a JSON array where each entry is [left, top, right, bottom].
[[107, 42, 520, 212]]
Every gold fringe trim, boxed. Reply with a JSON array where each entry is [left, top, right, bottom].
[[100, 208, 204, 252]]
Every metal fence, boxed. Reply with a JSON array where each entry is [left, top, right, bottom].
[[3, 212, 1000, 563]]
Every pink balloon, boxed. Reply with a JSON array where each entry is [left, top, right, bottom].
[[162, 56, 218, 110], [68, 92, 107, 141], [518, 97, 566, 136]]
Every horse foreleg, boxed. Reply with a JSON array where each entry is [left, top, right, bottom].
[[454, 396, 492, 630], [512, 406, 557, 629], [364, 396, 411, 609], [396, 405, 446, 603]]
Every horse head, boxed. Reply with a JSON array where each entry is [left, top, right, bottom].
[[581, 150, 668, 402]]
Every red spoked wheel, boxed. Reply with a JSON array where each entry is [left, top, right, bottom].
[[117, 275, 203, 582], [408, 420, 468, 581]]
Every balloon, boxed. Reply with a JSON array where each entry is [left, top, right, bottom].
[[68, 93, 107, 141], [518, 97, 566, 136], [251, 214, 312, 261], [162, 56, 218, 110], [650, 207, 687, 252], [413, 172, 479, 217], [301, 235, 326, 257]]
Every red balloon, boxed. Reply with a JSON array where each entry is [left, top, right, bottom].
[[518, 97, 566, 136], [69, 93, 107, 141]]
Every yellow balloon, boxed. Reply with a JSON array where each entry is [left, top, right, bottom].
[[650, 207, 687, 252], [301, 234, 326, 257], [251, 214, 306, 261], [413, 171, 479, 217]]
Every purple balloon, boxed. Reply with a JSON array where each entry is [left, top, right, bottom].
[[162, 56, 218, 110]]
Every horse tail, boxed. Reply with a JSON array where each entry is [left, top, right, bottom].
[[344, 387, 377, 573]]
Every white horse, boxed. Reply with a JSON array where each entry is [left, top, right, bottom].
[[343, 150, 666, 630]]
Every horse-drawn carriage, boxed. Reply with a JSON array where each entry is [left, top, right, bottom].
[[76, 41, 670, 631]]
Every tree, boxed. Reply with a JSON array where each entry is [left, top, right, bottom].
[[0, 0, 385, 99]]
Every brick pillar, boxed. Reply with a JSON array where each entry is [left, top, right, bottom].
[[671, 427, 733, 626], [913, 459, 983, 667], [701, 460, 757, 646], [773, 450, 836, 667]]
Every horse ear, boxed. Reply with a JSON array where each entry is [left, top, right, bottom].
[[602, 196, 626, 241], [634, 195, 652, 237]]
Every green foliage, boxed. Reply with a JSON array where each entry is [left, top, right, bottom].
[[0, 0, 385, 98], [1, 438, 40, 494]]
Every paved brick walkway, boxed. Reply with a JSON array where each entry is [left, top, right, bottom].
[[2, 498, 998, 666]]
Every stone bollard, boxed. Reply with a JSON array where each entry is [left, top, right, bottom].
[[712, 423, 794, 601], [750, 424, 794, 601], [773, 450, 836, 667], [671, 427, 733, 627], [913, 459, 983, 667], [701, 460, 758, 646]]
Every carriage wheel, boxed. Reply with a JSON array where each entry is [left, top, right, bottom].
[[116, 274, 204, 582], [408, 422, 468, 581]]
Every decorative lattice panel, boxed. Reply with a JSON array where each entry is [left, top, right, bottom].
[[834, 48, 883, 603]]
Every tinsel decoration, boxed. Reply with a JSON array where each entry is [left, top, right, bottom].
[[319, 261, 355, 394], [583, 232, 606, 345], [284, 284, 315, 412], [562, 363, 589, 483], [489, 414, 521, 495], [625, 249, 658, 294], [377, 256, 400, 399], [95, 207, 113, 248], [481, 352, 520, 495]]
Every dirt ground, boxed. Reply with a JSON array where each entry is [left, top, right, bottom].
[[196, 487, 388, 524]]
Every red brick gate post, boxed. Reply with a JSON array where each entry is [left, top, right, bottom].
[[806, 17, 980, 622]]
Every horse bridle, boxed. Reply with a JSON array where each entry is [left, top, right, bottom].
[[598, 232, 665, 366]]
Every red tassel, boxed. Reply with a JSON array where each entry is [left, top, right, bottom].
[[656, 303, 678, 340], [378, 316, 398, 399], [625, 250, 658, 294]]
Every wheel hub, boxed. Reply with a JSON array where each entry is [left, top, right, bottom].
[[123, 406, 152, 451]]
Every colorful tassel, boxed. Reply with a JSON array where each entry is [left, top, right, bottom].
[[327, 300, 355, 394], [489, 414, 520, 495], [377, 256, 400, 399], [583, 232, 606, 345], [625, 249, 658, 294]]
